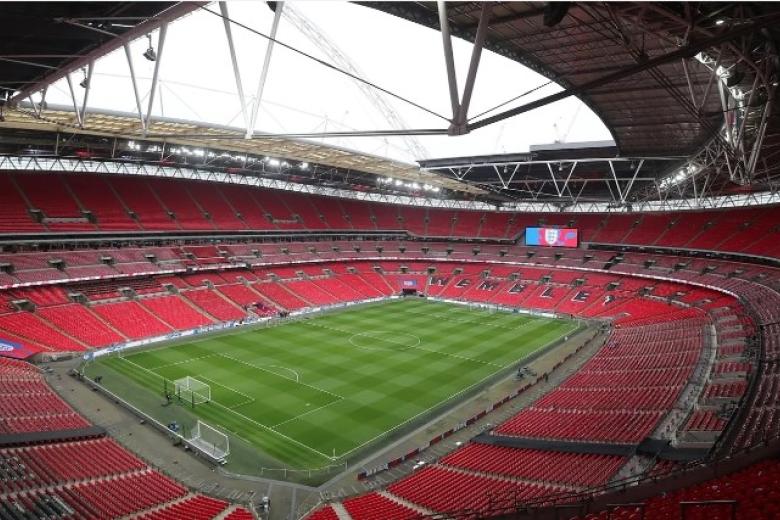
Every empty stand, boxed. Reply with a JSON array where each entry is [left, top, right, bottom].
[[92, 301, 173, 339]]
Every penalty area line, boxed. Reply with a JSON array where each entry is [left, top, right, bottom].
[[147, 353, 219, 370], [196, 375, 256, 409], [270, 397, 344, 429], [114, 356, 332, 460], [204, 394, 335, 460], [217, 353, 344, 400]]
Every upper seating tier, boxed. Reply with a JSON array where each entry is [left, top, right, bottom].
[[1, 173, 778, 259]]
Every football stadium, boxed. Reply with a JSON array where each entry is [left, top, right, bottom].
[[0, 2, 779, 519]]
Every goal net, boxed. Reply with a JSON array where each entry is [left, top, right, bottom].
[[188, 420, 230, 462], [174, 376, 211, 406]]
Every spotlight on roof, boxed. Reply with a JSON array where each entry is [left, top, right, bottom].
[[143, 34, 157, 62], [79, 68, 88, 89], [715, 19, 725, 25]]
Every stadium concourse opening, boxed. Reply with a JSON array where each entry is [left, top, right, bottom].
[[1, 1, 780, 520]]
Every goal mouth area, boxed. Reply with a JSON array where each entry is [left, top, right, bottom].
[[170, 376, 211, 406]]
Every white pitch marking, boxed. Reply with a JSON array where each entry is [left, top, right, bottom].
[[196, 375, 256, 409], [270, 398, 344, 429], [217, 353, 343, 400]]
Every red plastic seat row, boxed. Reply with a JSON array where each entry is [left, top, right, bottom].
[[684, 410, 727, 432], [342, 492, 419, 520], [184, 289, 246, 321], [440, 444, 625, 487], [388, 465, 566, 518], [495, 409, 663, 444], [91, 301, 172, 340], [141, 295, 214, 329], [573, 458, 780, 520], [137, 494, 230, 520]]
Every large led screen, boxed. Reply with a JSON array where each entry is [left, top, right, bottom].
[[525, 227, 579, 248]]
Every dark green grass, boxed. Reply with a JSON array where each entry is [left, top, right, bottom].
[[88, 299, 578, 471]]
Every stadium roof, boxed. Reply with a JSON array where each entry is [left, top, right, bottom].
[[0, 2, 188, 97], [0, 2, 778, 207], [367, 2, 780, 202]]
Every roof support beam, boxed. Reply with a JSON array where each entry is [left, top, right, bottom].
[[65, 73, 82, 127], [247, 1, 284, 139], [468, 12, 780, 131], [437, 1, 460, 122], [696, 50, 722, 112], [143, 23, 168, 134], [561, 161, 577, 197], [453, 3, 490, 131], [219, 2, 250, 135], [680, 58, 698, 106], [622, 159, 643, 202], [546, 163, 562, 197], [26, 86, 46, 119], [608, 161, 625, 202], [493, 163, 520, 189], [123, 43, 145, 131], [79, 61, 94, 126]]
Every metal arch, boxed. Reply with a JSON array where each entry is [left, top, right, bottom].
[[280, 4, 430, 160]]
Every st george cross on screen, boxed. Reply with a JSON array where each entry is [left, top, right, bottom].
[[525, 227, 579, 247]]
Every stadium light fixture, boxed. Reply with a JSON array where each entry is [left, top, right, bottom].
[[300, 162, 309, 170], [79, 68, 89, 88], [715, 19, 725, 25], [143, 34, 157, 62]]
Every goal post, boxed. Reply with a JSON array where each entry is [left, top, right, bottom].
[[188, 420, 230, 462], [172, 376, 211, 407]]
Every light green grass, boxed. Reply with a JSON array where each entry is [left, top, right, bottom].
[[87, 299, 578, 473]]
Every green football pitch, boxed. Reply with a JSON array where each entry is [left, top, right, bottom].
[[86, 299, 579, 475]]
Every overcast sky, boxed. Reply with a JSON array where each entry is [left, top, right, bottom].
[[45, 1, 613, 164]]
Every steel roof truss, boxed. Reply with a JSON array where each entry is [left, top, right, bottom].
[[143, 24, 167, 135]]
